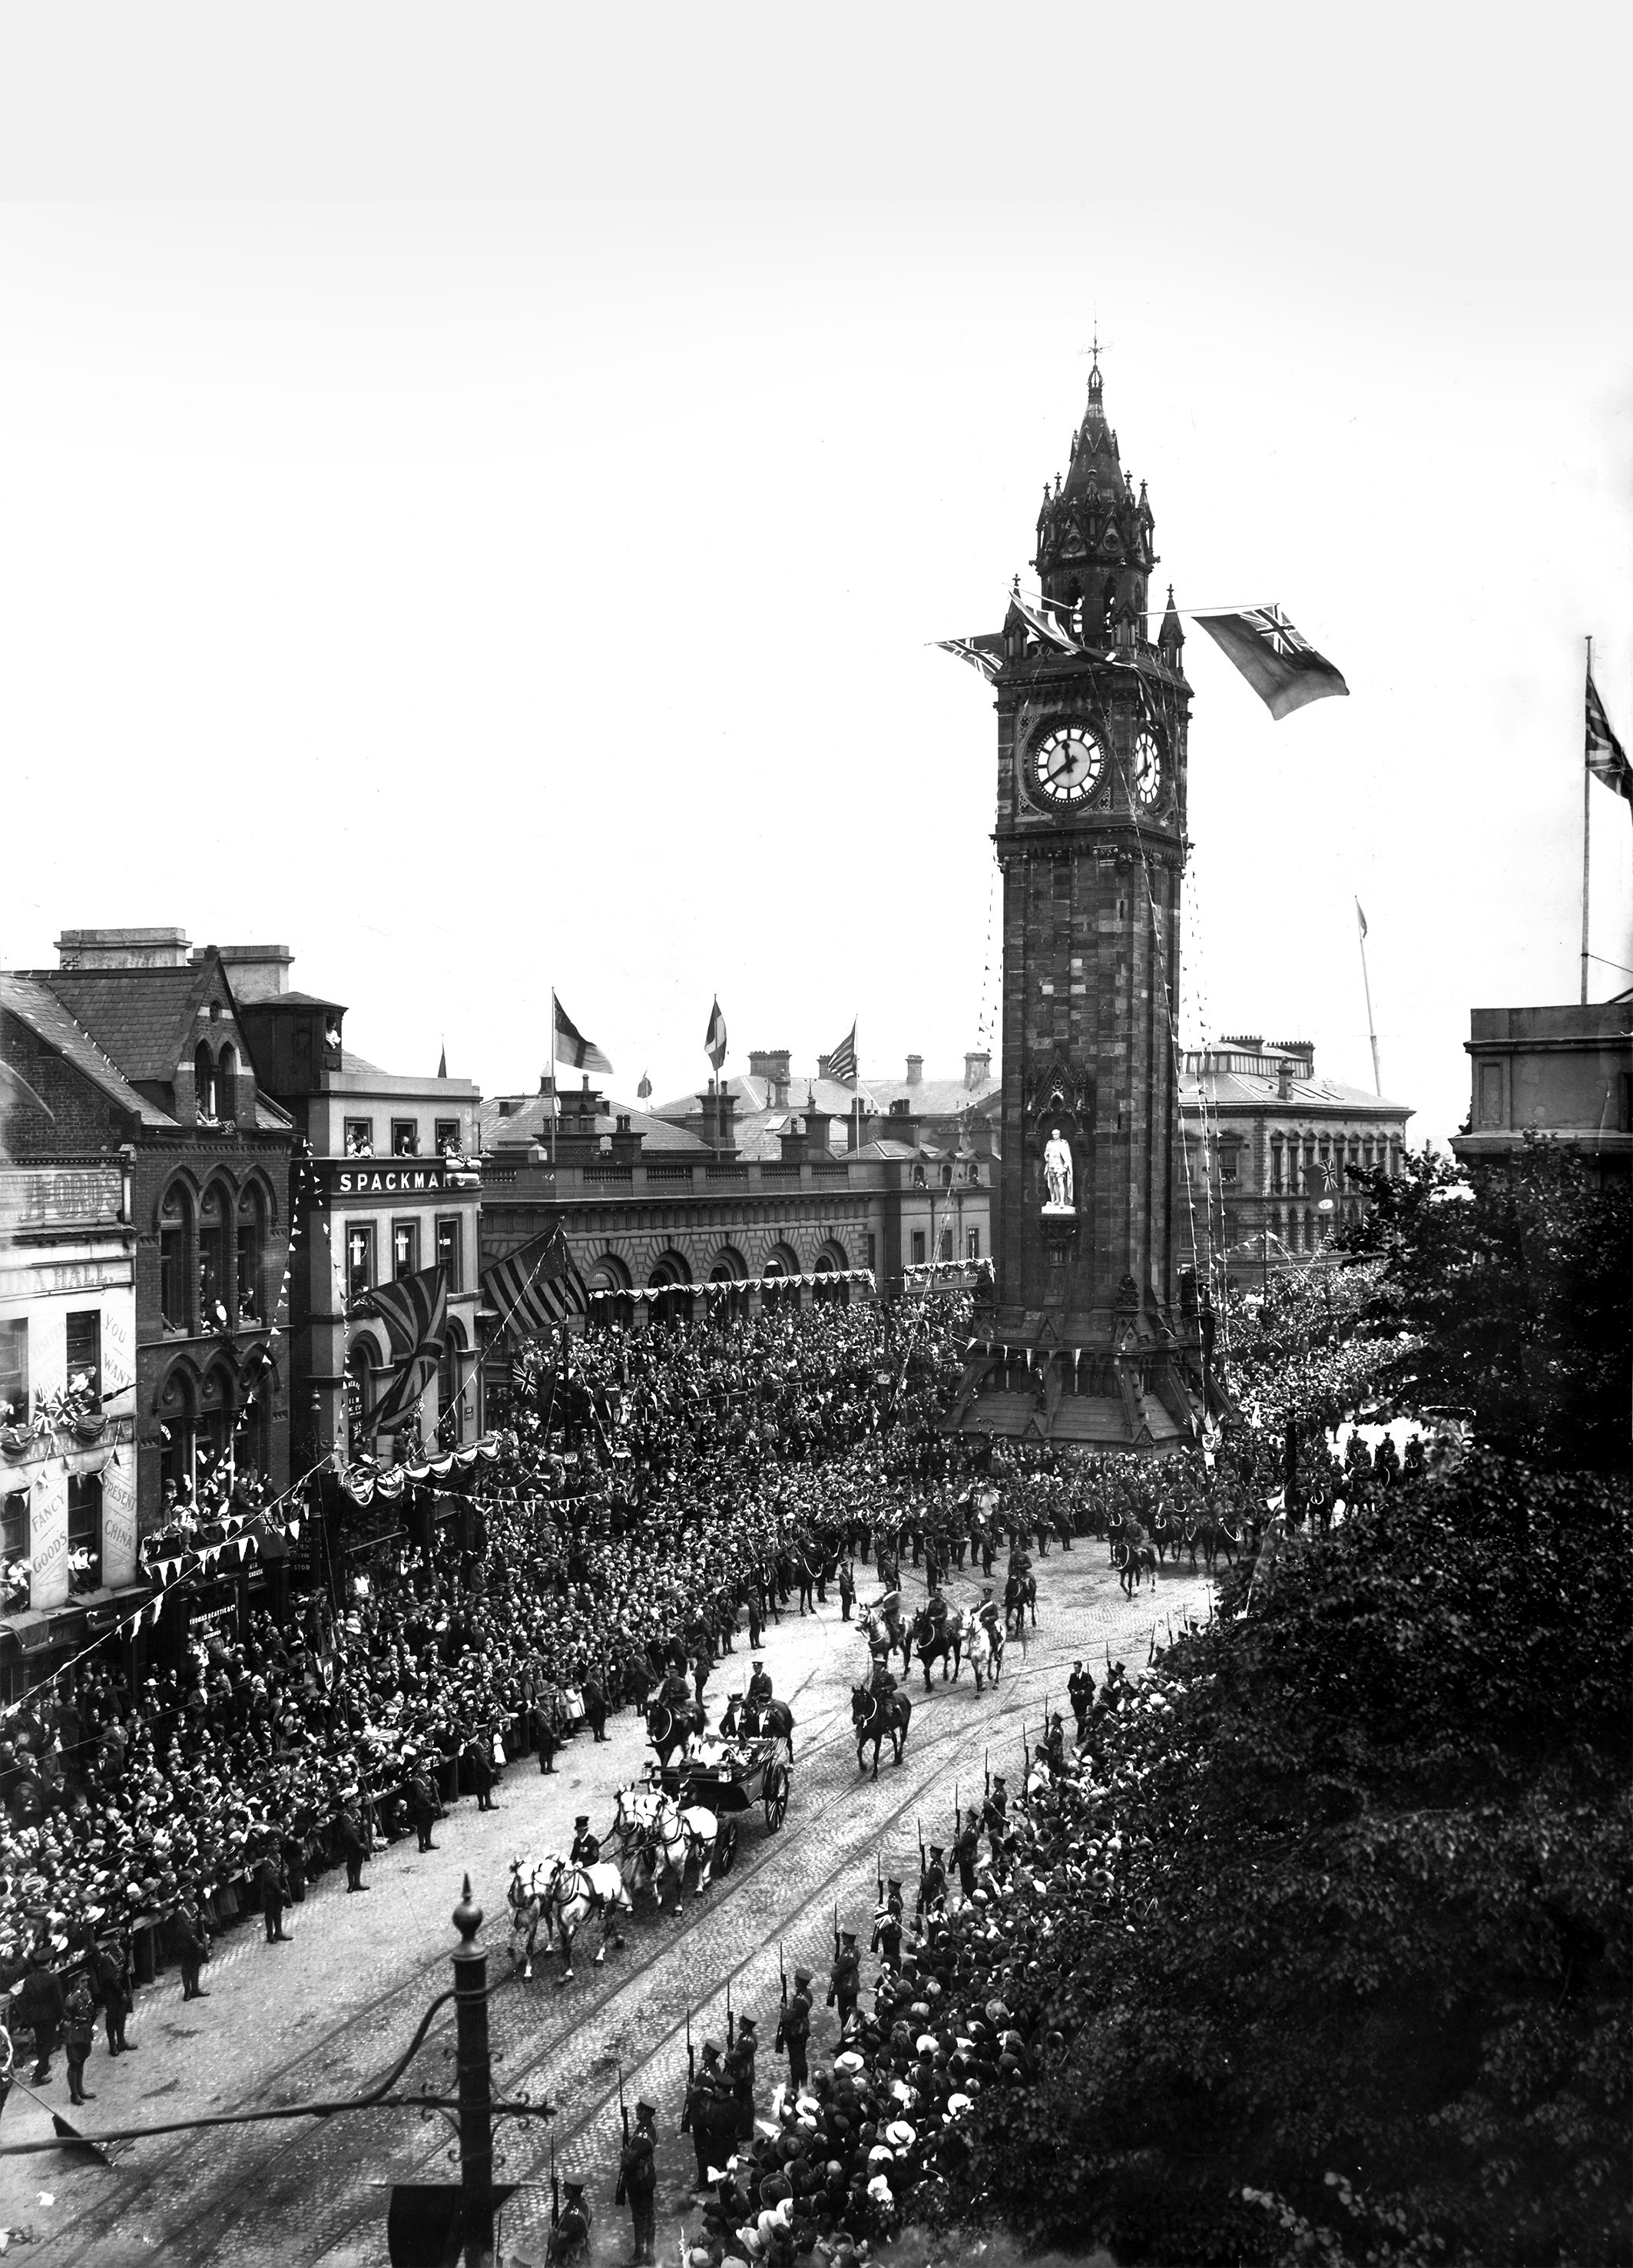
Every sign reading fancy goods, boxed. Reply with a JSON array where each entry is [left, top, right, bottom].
[[316, 1159, 479, 1201]]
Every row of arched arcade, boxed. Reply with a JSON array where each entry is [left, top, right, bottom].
[[580, 1240, 856, 1330]]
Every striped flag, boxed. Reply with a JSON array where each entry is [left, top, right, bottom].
[[1587, 670, 1631, 808], [826, 1021, 859, 1084], [479, 1226, 588, 1339], [349, 1265, 448, 1436], [553, 992, 613, 1075], [704, 995, 728, 1073]]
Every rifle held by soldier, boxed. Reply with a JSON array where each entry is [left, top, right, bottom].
[[614, 2061, 629, 2206], [825, 1900, 839, 2006], [726, 1979, 734, 2050], [681, 2005, 694, 2134], [774, 1942, 787, 2052]]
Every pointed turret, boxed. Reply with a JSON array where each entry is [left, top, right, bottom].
[[1032, 352, 1158, 641], [1158, 583, 1184, 665]]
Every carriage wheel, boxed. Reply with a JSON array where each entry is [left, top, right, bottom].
[[717, 1819, 740, 1873], [764, 1768, 789, 1831]]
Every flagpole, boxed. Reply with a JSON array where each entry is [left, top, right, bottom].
[[1582, 636, 1592, 1007], [1356, 903, 1382, 1098]]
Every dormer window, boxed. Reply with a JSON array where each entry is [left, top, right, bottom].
[[194, 1041, 218, 1123]]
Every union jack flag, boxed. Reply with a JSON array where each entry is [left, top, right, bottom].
[[1194, 603, 1349, 720], [349, 1264, 448, 1436]]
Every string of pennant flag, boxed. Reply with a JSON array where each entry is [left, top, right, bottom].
[[585, 1268, 876, 1303]]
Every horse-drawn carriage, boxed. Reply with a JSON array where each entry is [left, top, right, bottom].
[[649, 1732, 792, 1872]]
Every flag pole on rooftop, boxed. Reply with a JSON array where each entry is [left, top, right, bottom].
[[1583, 635, 1594, 1006], [1356, 900, 1382, 1098]]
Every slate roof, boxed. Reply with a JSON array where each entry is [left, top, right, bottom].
[[31, 965, 214, 1084], [0, 974, 175, 1127], [873, 1074, 1001, 1119], [1180, 1068, 1411, 1116], [481, 1093, 711, 1155]]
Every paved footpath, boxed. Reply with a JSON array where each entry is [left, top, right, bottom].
[[2, 1540, 1215, 2266]]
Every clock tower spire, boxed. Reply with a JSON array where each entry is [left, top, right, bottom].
[[952, 358, 1207, 1452]]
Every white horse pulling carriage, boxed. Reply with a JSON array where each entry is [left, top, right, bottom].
[[649, 1730, 792, 1874], [506, 1846, 633, 1985]]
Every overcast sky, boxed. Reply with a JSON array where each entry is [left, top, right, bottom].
[[2, 5, 1628, 1149]]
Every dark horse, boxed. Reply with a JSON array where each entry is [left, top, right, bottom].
[[1003, 1571, 1037, 1635], [912, 1603, 962, 1689], [645, 1696, 704, 1766], [732, 1692, 797, 1759], [1184, 1511, 1239, 1574], [850, 1684, 913, 1780], [1111, 1538, 1158, 1597]]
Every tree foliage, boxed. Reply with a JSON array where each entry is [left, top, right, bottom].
[[1332, 1141, 1631, 1473], [953, 1453, 1632, 2266]]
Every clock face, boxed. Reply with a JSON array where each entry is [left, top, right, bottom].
[[1131, 730, 1164, 807], [1030, 727, 1105, 809]]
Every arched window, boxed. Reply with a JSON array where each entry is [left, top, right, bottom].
[[647, 1254, 694, 1333], [585, 1256, 633, 1333], [436, 1319, 467, 1445], [194, 1041, 218, 1122], [346, 1336, 379, 1458], [218, 1044, 239, 1117], [160, 1184, 193, 1332], [236, 1184, 265, 1320], [157, 1366, 197, 1504], [198, 1365, 236, 1496], [197, 1187, 227, 1323], [233, 1364, 268, 1482], [761, 1245, 801, 1309]]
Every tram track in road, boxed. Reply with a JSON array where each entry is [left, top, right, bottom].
[[258, 1641, 1085, 2267], [45, 1559, 1204, 2266]]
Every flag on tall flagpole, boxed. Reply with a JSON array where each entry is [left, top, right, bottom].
[[1194, 604, 1349, 719], [826, 1021, 859, 1084], [704, 996, 728, 1073], [1356, 899, 1368, 940], [479, 1227, 589, 1339], [637, 1071, 652, 1101], [552, 992, 613, 1074], [1587, 670, 1632, 808], [348, 1265, 449, 1435]]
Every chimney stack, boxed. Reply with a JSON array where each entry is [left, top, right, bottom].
[[56, 926, 190, 970], [747, 1048, 791, 1109], [906, 1054, 923, 1087], [963, 1050, 992, 1091]]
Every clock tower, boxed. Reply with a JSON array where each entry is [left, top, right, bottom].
[[952, 356, 1207, 1451]]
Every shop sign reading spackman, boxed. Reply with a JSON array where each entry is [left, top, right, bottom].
[[316, 1158, 479, 1203]]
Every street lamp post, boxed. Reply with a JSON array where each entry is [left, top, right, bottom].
[[451, 1877, 495, 2268]]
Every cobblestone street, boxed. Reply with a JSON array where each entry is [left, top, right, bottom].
[[3, 1543, 1216, 2267]]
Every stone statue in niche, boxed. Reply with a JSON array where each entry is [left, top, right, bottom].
[[1042, 1126, 1075, 1212]]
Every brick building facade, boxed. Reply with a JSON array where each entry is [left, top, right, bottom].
[[1, 932, 294, 1536], [224, 944, 485, 1465]]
